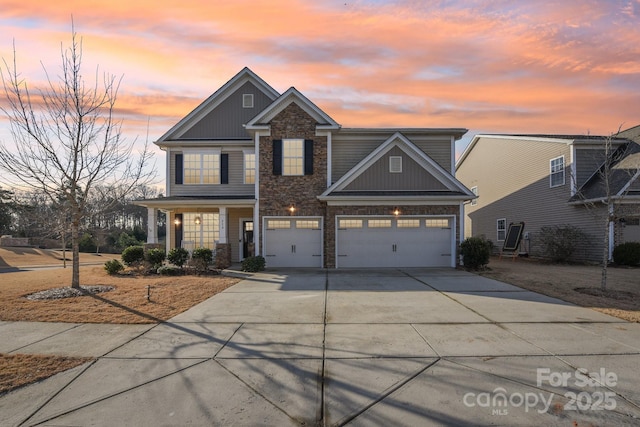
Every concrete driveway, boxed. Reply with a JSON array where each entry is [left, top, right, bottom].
[[1, 268, 640, 426]]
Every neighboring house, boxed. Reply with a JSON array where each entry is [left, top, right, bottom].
[[135, 67, 475, 268], [456, 126, 640, 262]]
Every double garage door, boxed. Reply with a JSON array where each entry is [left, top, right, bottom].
[[263, 216, 454, 268], [337, 216, 454, 268]]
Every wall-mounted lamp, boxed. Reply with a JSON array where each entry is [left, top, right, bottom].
[[393, 207, 400, 216], [174, 218, 181, 226], [194, 216, 201, 225], [289, 205, 296, 215]]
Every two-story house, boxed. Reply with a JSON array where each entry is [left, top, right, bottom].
[[456, 127, 640, 262], [136, 68, 475, 268]]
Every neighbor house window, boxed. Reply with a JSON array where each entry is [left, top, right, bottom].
[[182, 213, 219, 250], [497, 218, 507, 241], [244, 151, 255, 184], [550, 156, 565, 187], [471, 186, 478, 206], [183, 152, 220, 184], [283, 139, 304, 176]]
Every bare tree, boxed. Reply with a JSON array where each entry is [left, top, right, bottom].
[[0, 27, 155, 288]]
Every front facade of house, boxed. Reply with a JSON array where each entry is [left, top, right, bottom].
[[456, 131, 640, 262], [136, 68, 475, 268]]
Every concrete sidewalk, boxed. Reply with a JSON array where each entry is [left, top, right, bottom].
[[1, 268, 639, 426]]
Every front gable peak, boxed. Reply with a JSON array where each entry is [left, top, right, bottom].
[[245, 87, 340, 131]]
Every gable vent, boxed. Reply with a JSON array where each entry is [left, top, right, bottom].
[[389, 156, 403, 173], [243, 94, 254, 108]]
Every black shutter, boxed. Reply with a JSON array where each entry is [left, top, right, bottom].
[[273, 139, 282, 175], [221, 153, 229, 184], [304, 139, 314, 175], [174, 214, 183, 248], [175, 153, 183, 185]]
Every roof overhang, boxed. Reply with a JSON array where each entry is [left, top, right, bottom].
[[133, 197, 256, 209]]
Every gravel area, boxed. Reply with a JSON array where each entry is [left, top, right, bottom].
[[25, 285, 115, 301]]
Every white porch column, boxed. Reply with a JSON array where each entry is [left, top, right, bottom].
[[218, 207, 228, 244], [147, 208, 158, 244]]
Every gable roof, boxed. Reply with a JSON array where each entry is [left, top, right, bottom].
[[156, 67, 280, 142], [570, 140, 640, 203], [245, 87, 340, 131], [319, 132, 475, 203]]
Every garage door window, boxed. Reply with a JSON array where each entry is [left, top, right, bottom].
[[296, 220, 320, 229], [397, 219, 420, 228], [426, 219, 450, 228], [339, 219, 363, 229], [368, 219, 392, 228], [267, 220, 290, 229]]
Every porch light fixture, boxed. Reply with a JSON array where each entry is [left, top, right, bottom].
[[174, 218, 181, 226], [194, 216, 201, 225]]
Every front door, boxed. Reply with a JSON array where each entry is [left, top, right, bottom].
[[242, 220, 254, 259]]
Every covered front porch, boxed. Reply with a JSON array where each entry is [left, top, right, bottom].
[[135, 197, 256, 264]]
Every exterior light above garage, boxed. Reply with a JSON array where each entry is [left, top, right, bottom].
[[289, 205, 296, 214], [393, 207, 400, 216]]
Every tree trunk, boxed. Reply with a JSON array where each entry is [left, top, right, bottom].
[[601, 217, 610, 291], [71, 219, 80, 288]]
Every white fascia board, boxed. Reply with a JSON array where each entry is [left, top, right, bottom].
[[318, 196, 472, 206], [132, 199, 257, 209]]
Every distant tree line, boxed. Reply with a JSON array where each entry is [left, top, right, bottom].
[[0, 184, 165, 253]]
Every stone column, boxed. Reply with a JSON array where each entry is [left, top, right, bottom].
[[218, 207, 228, 244]]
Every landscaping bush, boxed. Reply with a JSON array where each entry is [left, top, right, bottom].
[[460, 236, 492, 270], [613, 242, 640, 266], [167, 247, 190, 268], [538, 225, 587, 262], [121, 245, 145, 267], [145, 248, 166, 269], [157, 265, 183, 276], [241, 255, 266, 272], [78, 233, 97, 253], [104, 259, 124, 275], [190, 247, 213, 272]]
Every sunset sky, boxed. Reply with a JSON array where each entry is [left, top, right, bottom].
[[1, 0, 639, 187]]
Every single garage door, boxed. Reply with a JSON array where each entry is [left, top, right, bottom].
[[264, 217, 323, 267], [336, 216, 453, 268]]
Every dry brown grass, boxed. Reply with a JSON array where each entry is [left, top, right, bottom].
[[481, 257, 640, 322], [0, 266, 240, 323], [0, 247, 119, 269], [0, 354, 91, 394]]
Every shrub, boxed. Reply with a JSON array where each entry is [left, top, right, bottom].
[[167, 247, 190, 268], [242, 255, 266, 272], [79, 233, 97, 253], [157, 265, 183, 276], [538, 225, 587, 263], [190, 247, 214, 272], [121, 245, 145, 267], [613, 242, 640, 266], [460, 236, 492, 270], [117, 232, 143, 251], [145, 248, 166, 269], [104, 259, 124, 275]]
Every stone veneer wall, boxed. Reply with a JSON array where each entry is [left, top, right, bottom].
[[258, 103, 328, 252], [325, 205, 460, 268]]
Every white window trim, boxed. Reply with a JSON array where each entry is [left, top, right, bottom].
[[550, 155, 565, 188], [497, 218, 507, 242], [242, 93, 254, 108], [282, 138, 304, 176], [183, 149, 221, 185], [243, 150, 256, 184]]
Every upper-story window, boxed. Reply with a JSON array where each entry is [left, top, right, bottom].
[[471, 186, 478, 206], [184, 152, 220, 184], [550, 156, 565, 187], [283, 139, 304, 176], [244, 151, 255, 184]]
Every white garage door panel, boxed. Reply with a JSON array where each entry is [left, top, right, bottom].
[[337, 217, 452, 268], [264, 219, 322, 268]]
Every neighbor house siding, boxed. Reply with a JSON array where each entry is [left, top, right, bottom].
[[575, 148, 607, 189], [181, 82, 275, 140], [344, 146, 448, 191], [458, 136, 605, 261]]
